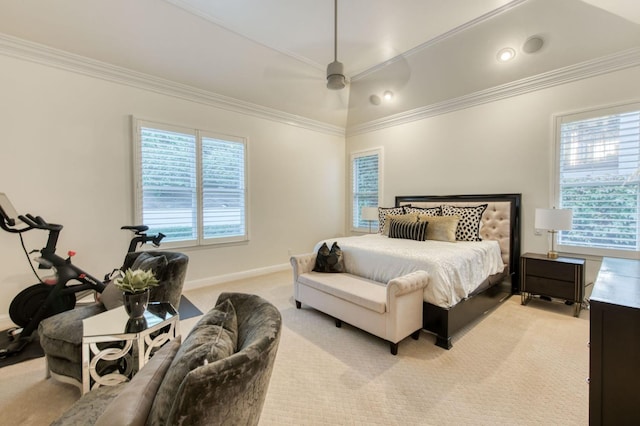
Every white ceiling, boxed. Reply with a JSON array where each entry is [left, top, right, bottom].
[[0, 0, 639, 129], [164, 0, 516, 76]]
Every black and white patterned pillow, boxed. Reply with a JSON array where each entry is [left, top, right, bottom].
[[441, 204, 488, 241], [377, 207, 404, 233], [388, 218, 428, 241], [403, 206, 441, 217]]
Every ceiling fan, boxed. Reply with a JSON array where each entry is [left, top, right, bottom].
[[326, 0, 346, 90]]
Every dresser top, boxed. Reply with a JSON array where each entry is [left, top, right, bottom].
[[591, 257, 640, 309]]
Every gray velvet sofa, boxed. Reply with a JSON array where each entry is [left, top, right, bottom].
[[51, 292, 283, 426], [39, 250, 189, 387]]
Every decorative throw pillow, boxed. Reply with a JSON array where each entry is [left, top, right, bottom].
[[94, 338, 181, 426], [381, 213, 419, 236], [388, 218, 428, 241], [419, 215, 460, 242], [131, 252, 169, 281], [377, 207, 404, 233], [100, 253, 169, 310], [313, 242, 345, 273], [99, 279, 124, 310], [403, 206, 441, 217], [148, 298, 238, 426], [441, 204, 488, 241]]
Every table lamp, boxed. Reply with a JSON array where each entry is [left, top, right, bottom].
[[361, 207, 379, 234], [535, 207, 573, 259]]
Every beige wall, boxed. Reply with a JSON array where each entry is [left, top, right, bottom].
[[1, 49, 638, 321], [0, 54, 345, 319], [346, 65, 640, 285]]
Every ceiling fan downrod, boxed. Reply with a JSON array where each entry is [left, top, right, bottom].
[[326, 0, 346, 90]]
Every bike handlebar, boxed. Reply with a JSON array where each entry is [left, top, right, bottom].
[[18, 213, 63, 232]]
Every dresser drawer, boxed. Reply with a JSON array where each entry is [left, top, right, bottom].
[[523, 276, 575, 300], [526, 258, 576, 281]]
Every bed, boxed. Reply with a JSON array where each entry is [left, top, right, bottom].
[[318, 193, 521, 349]]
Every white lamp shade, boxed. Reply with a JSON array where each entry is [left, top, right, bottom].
[[361, 207, 379, 221], [535, 208, 573, 231]]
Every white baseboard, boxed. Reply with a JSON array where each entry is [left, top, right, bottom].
[[0, 263, 291, 325], [183, 263, 290, 291]]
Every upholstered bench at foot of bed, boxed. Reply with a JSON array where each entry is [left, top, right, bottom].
[[291, 253, 428, 355]]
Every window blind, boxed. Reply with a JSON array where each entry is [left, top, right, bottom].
[[135, 119, 248, 246], [352, 152, 379, 229], [140, 126, 197, 242], [557, 107, 640, 252], [202, 136, 246, 240]]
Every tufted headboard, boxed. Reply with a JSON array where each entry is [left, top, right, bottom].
[[395, 193, 521, 293]]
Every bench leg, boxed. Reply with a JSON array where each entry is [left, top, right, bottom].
[[295, 300, 301, 309], [390, 342, 398, 356], [411, 330, 420, 340], [335, 319, 342, 328]]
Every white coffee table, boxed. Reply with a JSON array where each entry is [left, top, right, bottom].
[[81, 302, 180, 394]]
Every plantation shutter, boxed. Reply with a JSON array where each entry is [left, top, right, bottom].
[[201, 135, 246, 241], [139, 125, 197, 243], [135, 119, 248, 246], [557, 105, 640, 253], [352, 151, 380, 230]]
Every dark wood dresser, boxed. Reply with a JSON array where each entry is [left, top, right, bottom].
[[589, 257, 640, 425]]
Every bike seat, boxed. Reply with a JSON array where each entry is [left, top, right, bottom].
[[121, 225, 149, 233]]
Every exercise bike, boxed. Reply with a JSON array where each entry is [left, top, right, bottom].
[[0, 192, 164, 358]]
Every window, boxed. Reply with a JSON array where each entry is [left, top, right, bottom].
[[351, 148, 382, 231], [555, 103, 639, 257], [134, 119, 247, 247]]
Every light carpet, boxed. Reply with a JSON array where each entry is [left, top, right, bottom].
[[0, 270, 589, 425]]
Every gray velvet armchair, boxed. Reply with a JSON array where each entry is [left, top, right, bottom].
[[38, 250, 189, 387], [51, 292, 283, 426]]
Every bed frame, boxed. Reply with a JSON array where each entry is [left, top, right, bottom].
[[395, 193, 521, 349]]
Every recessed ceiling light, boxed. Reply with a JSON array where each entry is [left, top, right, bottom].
[[369, 95, 381, 105], [497, 47, 516, 62], [383, 91, 394, 101]]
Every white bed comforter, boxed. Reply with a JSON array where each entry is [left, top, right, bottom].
[[315, 234, 505, 308]]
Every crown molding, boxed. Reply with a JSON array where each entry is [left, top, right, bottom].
[[347, 47, 640, 137], [0, 33, 345, 137], [352, 0, 528, 81]]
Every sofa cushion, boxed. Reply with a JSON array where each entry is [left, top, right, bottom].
[[51, 384, 124, 425], [39, 303, 107, 365], [298, 272, 387, 313], [147, 298, 239, 426], [93, 338, 181, 426]]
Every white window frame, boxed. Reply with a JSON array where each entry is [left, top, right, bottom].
[[133, 118, 249, 248], [553, 102, 640, 259], [350, 147, 383, 233]]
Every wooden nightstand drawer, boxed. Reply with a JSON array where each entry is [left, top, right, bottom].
[[525, 258, 576, 282], [524, 276, 575, 300], [520, 253, 585, 317]]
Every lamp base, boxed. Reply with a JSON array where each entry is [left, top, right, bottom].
[[547, 250, 559, 259]]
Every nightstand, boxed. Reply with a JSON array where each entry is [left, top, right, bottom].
[[520, 252, 585, 317]]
